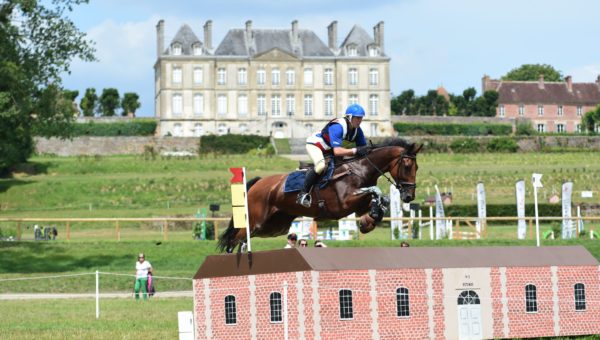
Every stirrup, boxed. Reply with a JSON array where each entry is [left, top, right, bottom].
[[296, 192, 312, 208]]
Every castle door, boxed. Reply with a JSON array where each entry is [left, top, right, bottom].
[[457, 290, 482, 340]]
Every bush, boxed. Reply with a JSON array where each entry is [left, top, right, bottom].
[[200, 134, 270, 154], [516, 121, 536, 136], [444, 204, 562, 217], [72, 119, 157, 136], [394, 122, 512, 136], [486, 137, 518, 152], [192, 221, 215, 240], [450, 138, 481, 153]]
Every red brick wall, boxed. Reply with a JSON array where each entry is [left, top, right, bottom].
[[431, 269, 445, 339], [498, 103, 591, 132], [505, 267, 555, 338], [556, 266, 600, 336], [375, 269, 429, 339], [490, 267, 505, 337]]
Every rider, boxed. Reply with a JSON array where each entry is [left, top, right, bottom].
[[296, 104, 369, 207]]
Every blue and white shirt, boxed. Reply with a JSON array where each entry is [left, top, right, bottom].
[[307, 118, 366, 152]]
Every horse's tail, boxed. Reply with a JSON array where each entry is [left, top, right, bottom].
[[216, 176, 262, 253]]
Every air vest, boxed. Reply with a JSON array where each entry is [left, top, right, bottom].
[[320, 117, 359, 146]]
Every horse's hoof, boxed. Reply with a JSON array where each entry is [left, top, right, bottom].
[[359, 215, 376, 234]]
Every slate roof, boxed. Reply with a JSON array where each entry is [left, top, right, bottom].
[[194, 246, 598, 279], [339, 25, 380, 57], [168, 24, 202, 55], [484, 79, 600, 105]]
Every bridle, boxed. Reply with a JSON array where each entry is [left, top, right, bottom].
[[365, 151, 417, 193]]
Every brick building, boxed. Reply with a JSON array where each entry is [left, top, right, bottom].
[[482, 75, 600, 133], [193, 246, 600, 339]]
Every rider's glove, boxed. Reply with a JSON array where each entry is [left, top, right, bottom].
[[355, 146, 369, 157]]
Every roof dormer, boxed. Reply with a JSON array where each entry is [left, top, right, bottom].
[[171, 42, 182, 56]]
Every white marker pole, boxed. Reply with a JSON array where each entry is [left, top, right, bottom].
[[532, 173, 543, 247]]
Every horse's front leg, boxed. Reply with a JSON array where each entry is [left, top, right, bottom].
[[354, 186, 389, 225]]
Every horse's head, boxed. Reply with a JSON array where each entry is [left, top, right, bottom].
[[389, 142, 422, 203]]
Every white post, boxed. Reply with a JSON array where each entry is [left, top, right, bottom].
[[534, 184, 540, 247], [418, 210, 422, 240], [429, 206, 434, 240], [283, 281, 289, 340], [95, 270, 100, 319]]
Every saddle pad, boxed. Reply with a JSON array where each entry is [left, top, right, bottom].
[[283, 160, 335, 193]]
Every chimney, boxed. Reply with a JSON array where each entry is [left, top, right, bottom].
[[482, 74, 490, 92], [565, 75, 572, 92], [203, 20, 213, 51], [327, 21, 338, 50], [538, 74, 545, 89], [291, 20, 299, 45], [373, 21, 384, 54], [596, 74, 600, 85], [156, 20, 165, 58], [245, 20, 252, 36]]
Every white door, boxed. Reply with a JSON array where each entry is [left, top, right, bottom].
[[457, 290, 482, 340]]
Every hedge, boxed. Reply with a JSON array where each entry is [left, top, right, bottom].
[[72, 120, 157, 136], [394, 122, 512, 136], [444, 204, 562, 217], [200, 134, 270, 154]]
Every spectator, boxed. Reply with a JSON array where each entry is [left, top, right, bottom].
[[52, 227, 58, 240], [34, 225, 41, 240], [284, 233, 298, 248], [400, 241, 410, 248], [314, 240, 327, 248], [298, 239, 308, 248], [134, 253, 153, 300]]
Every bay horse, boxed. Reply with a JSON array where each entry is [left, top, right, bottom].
[[217, 138, 422, 252]]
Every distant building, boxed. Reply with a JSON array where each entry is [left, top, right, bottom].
[[482, 75, 600, 133], [154, 20, 392, 138], [193, 246, 600, 339]]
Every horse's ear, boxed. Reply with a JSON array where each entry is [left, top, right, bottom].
[[414, 143, 423, 154]]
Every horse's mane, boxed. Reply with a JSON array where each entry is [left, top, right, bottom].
[[372, 138, 416, 154]]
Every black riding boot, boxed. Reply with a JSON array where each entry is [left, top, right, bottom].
[[296, 169, 319, 207]]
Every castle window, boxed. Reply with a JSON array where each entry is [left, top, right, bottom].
[[324, 94, 334, 116], [272, 68, 280, 86], [574, 283, 586, 311], [217, 94, 227, 115], [257, 94, 266, 116], [193, 94, 203, 116], [193, 123, 203, 137], [237, 94, 248, 116], [369, 94, 379, 116], [525, 284, 538, 313], [349, 94, 358, 106], [339, 289, 353, 320], [217, 68, 226, 85], [217, 123, 228, 136], [193, 67, 203, 85], [368, 46, 379, 57], [171, 43, 182, 55], [171, 94, 182, 116], [396, 287, 410, 317], [271, 94, 281, 116], [286, 68, 295, 85], [257, 68, 266, 85], [304, 95, 313, 116], [347, 45, 357, 57], [192, 43, 202, 56], [286, 95, 295, 116], [224, 295, 236, 324], [238, 68, 247, 85], [324, 68, 334, 86], [348, 68, 358, 86], [172, 67, 182, 84], [270, 292, 283, 323], [369, 68, 379, 86], [304, 68, 313, 86], [173, 123, 182, 137]]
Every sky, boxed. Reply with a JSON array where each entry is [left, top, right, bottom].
[[60, 0, 600, 117]]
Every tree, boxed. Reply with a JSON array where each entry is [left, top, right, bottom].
[[80, 88, 98, 117], [581, 105, 600, 134], [391, 89, 415, 115], [121, 92, 141, 116], [99, 88, 120, 117], [63, 89, 79, 116], [502, 64, 563, 82], [0, 0, 95, 174]]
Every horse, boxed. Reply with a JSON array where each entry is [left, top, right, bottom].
[[217, 138, 422, 253]]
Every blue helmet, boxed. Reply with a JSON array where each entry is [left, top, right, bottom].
[[345, 104, 365, 118]]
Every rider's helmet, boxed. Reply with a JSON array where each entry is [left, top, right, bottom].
[[345, 104, 366, 119]]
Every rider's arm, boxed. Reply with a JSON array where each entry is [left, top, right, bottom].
[[355, 128, 367, 147], [328, 124, 357, 157]]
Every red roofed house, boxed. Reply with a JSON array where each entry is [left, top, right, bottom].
[[193, 246, 600, 339], [482, 75, 600, 133]]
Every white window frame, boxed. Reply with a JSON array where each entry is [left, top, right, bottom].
[[171, 43, 182, 55], [339, 289, 354, 320], [304, 95, 313, 116], [192, 44, 202, 56], [193, 93, 203, 116], [396, 287, 410, 318], [577, 106, 583, 116], [369, 94, 379, 116], [237, 94, 248, 117], [537, 105, 544, 116], [368, 46, 379, 57], [499, 105, 505, 117], [525, 284, 538, 313], [286, 68, 295, 85], [286, 94, 295, 116], [369, 68, 379, 86], [556, 123, 565, 133], [173, 123, 183, 137], [193, 67, 203, 85], [304, 68, 313, 86], [217, 94, 227, 116], [271, 94, 281, 116], [257, 68, 266, 85], [172, 67, 182, 85], [349, 94, 358, 106], [347, 45, 357, 57], [238, 68, 247, 86], [557, 105, 563, 116], [537, 123, 546, 133], [272, 68, 280, 86], [349, 68, 358, 86], [518, 104, 525, 116], [576, 124, 582, 133], [370, 123, 378, 137], [324, 94, 334, 116], [217, 123, 228, 136], [217, 68, 226, 85], [172, 94, 183, 116], [269, 292, 283, 323], [324, 68, 333, 86], [257, 94, 266, 116], [193, 123, 203, 137]]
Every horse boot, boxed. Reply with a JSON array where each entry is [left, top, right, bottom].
[[296, 169, 319, 208]]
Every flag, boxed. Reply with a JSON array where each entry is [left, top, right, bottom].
[[389, 184, 403, 239], [561, 182, 574, 239], [435, 185, 446, 239], [516, 180, 526, 239], [476, 182, 486, 238]]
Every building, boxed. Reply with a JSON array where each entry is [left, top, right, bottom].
[[193, 246, 600, 339], [482, 75, 600, 133], [154, 20, 392, 138]]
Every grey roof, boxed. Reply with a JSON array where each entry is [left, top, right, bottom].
[[194, 246, 598, 279], [484, 79, 600, 105], [339, 25, 379, 57], [167, 24, 202, 55], [214, 28, 334, 58]]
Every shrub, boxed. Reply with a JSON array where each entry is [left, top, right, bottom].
[[516, 121, 536, 136], [450, 138, 481, 153], [393, 122, 512, 136], [72, 119, 157, 136], [200, 134, 270, 154], [486, 137, 518, 152]]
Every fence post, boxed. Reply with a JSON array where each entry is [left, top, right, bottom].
[[214, 220, 219, 240], [116, 221, 120, 241], [163, 220, 168, 241], [66, 221, 71, 241], [528, 218, 533, 240]]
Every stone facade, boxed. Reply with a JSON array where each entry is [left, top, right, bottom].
[[193, 247, 600, 339], [482, 75, 600, 133], [155, 20, 392, 138]]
